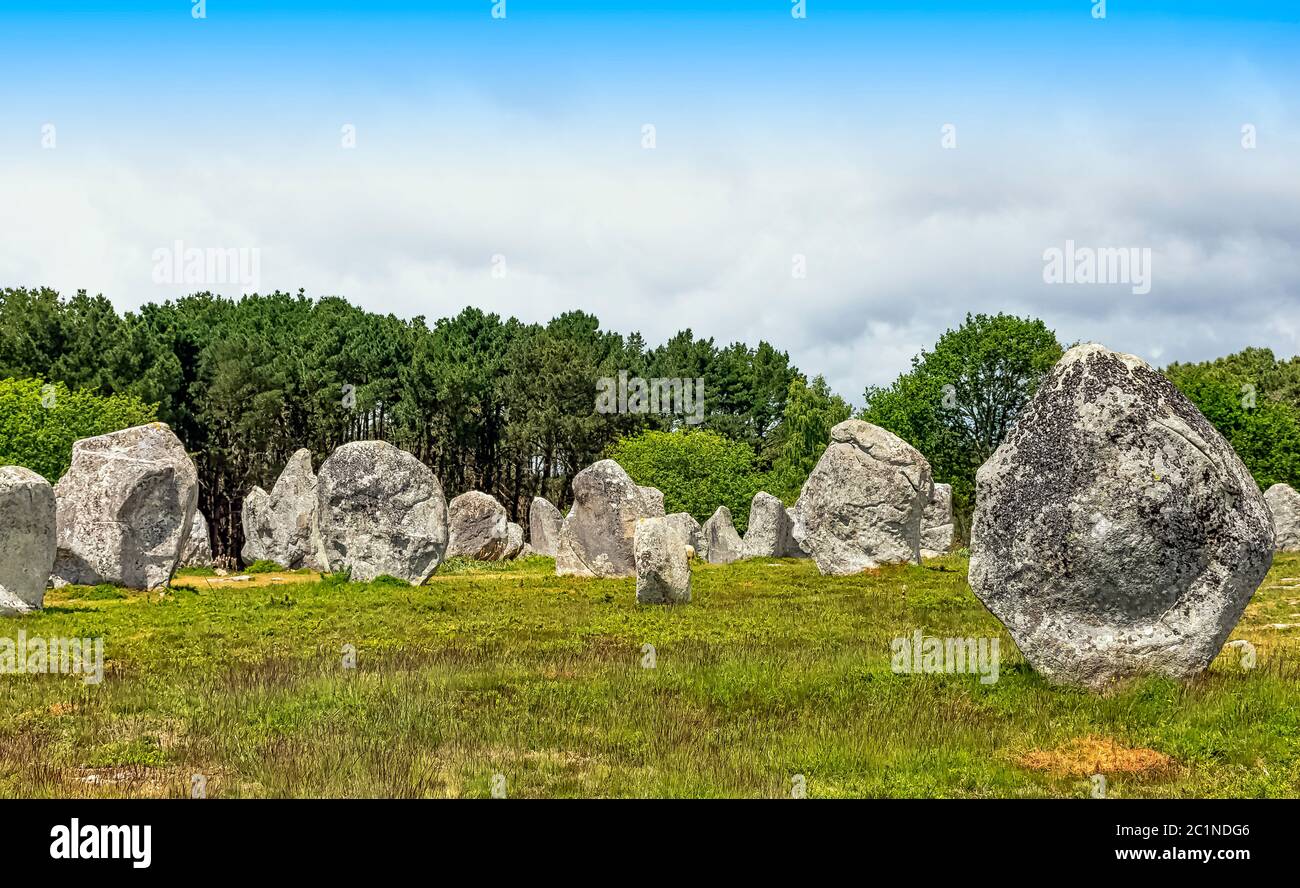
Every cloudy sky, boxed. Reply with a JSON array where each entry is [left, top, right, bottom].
[[2, 0, 1297, 404]]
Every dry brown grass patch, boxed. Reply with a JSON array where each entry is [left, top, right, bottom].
[[1015, 735, 1174, 777]]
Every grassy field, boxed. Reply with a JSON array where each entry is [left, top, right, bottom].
[[1, 552, 1298, 798]]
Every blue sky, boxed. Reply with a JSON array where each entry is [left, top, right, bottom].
[[2, 1, 1298, 400]]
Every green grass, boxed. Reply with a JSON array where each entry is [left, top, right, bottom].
[[1, 553, 1298, 798]]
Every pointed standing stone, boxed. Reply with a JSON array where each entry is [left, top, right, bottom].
[[702, 506, 743, 564]]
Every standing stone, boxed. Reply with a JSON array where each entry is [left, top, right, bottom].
[[742, 492, 798, 558], [529, 496, 563, 556], [181, 510, 213, 567], [504, 521, 525, 560], [635, 516, 692, 604], [270, 449, 326, 569], [447, 491, 509, 560], [1264, 483, 1300, 551], [664, 512, 703, 558], [791, 419, 932, 576], [316, 441, 449, 584], [555, 460, 662, 577], [241, 449, 326, 569], [921, 483, 956, 558], [638, 486, 666, 517], [702, 506, 744, 564], [969, 343, 1274, 689], [51, 423, 199, 590], [240, 486, 271, 564], [0, 466, 56, 614]]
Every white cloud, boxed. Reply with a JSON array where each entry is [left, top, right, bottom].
[[3, 113, 1298, 406]]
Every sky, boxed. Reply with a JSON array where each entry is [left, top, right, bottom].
[[1, 1, 1298, 404]]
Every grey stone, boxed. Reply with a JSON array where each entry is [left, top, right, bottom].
[[181, 510, 213, 567], [447, 491, 509, 560], [241, 449, 325, 569], [528, 496, 563, 557], [638, 485, 666, 517], [742, 491, 798, 558], [504, 521, 525, 560], [51, 423, 198, 590], [664, 512, 702, 557], [0, 466, 56, 614], [969, 343, 1274, 690], [634, 516, 691, 604], [1265, 483, 1300, 551], [316, 440, 449, 584], [702, 506, 743, 564], [240, 486, 271, 564], [791, 419, 932, 576], [921, 482, 956, 558], [555, 460, 662, 577]]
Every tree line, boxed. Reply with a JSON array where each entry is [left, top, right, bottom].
[[4, 287, 1295, 560], [0, 287, 832, 560]]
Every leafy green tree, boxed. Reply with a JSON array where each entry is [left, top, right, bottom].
[[862, 313, 1063, 532], [0, 378, 158, 481], [769, 374, 852, 503], [1164, 351, 1300, 490], [608, 429, 766, 532]]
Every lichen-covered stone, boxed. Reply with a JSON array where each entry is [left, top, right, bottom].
[[181, 510, 213, 567], [969, 343, 1274, 689], [921, 483, 955, 558], [702, 506, 743, 564], [504, 521, 525, 560], [791, 420, 931, 575], [316, 441, 449, 584], [241, 449, 326, 569], [634, 516, 691, 604], [528, 496, 563, 556], [0, 466, 56, 614], [447, 491, 509, 560], [52, 423, 198, 590], [742, 492, 798, 558], [1264, 483, 1300, 551], [555, 460, 661, 577]]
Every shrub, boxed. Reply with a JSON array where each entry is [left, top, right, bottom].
[[0, 377, 158, 482], [370, 574, 412, 588], [1164, 356, 1300, 490], [245, 559, 285, 574], [608, 429, 767, 532]]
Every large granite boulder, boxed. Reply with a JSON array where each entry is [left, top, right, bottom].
[[241, 449, 326, 569], [529, 496, 563, 556], [634, 516, 691, 604], [555, 460, 662, 577], [702, 506, 743, 564], [742, 492, 798, 558], [921, 482, 956, 558], [316, 441, 449, 584], [791, 420, 931, 575], [970, 343, 1274, 689], [51, 424, 198, 590], [0, 466, 57, 614], [180, 510, 213, 567], [504, 521, 525, 560], [447, 491, 509, 560], [1264, 483, 1300, 551]]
